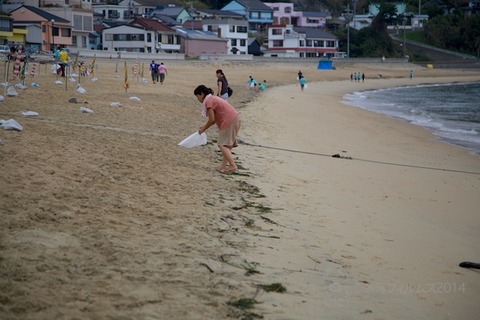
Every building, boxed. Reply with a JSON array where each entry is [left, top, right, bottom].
[[176, 28, 227, 57], [9, 5, 71, 51], [221, 0, 273, 34], [264, 2, 326, 28], [30, 0, 93, 52], [199, 9, 248, 55], [102, 24, 155, 52], [266, 24, 338, 58], [129, 17, 180, 53]]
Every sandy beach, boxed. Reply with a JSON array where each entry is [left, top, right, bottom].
[[1, 58, 479, 319]]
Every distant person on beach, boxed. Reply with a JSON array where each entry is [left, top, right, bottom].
[[216, 69, 229, 100], [150, 60, 158, 83], [158, 62, 168, 85], [299, 75, 307, 91], [247, 76, 257, 91], [297, 70, 303, 80], [195, 85, 241, 174], [409, 70, 414, 79], [362, 73, 365, 82], [59, 48, 68, 77], [350, 73, 353, 82], [259, 80, 268, 91]]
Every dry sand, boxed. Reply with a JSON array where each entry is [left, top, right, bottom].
[[1, 58, 479, 319]]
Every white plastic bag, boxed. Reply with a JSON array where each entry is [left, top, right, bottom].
[[2, 119, 23, 131], [178, 131, 207, 148], [21, 111, 39, 117], [7, 86, 18, 96], [79, 107, 93, 113]]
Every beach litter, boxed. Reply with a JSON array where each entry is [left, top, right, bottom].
[[76, 84, 86, 94], [178, 131, 207, 148], [79, 107, 93, 113], [31, 82, 40, 87], [129, 96, 141, 102], [0, 95, 4, 102], [21, 111, 39, 117], [14, 83, 27, 90], [110, 102, 122, 107], [55, 80, 63, 85], [1, 119, 23, 131], [7, 86, 18, 96]]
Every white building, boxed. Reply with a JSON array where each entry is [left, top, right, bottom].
[[198, 9, 248, 55], [102, 24, 155, 52], [266, 24, 339, 58]]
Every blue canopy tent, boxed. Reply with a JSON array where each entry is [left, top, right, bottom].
[[317, 60, 333, 70]]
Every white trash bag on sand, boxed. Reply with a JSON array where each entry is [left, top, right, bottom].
[[178, 131, 207, 148], [21, 111, 39, 117], [129, 96, 141, 102], [7, 86, 18, 96], [79, 107, 93, 113], [1, 119, 23, 131]]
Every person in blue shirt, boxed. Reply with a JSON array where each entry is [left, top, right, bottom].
[[299, 75, 307, 91]]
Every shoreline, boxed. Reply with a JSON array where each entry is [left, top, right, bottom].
[[340, 80, 480, 156]]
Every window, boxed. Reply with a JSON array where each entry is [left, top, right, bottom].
[[113, 34, 145, 41], [147, 33, 151, 42], [52, 27, 59, 37], [229, 25, 235, 32], [82, 36, 87, 47], [237, 26, 247, 33], [61, 28, 71, 37], [306, 40, 312, 46], [231, 39, 237, 46], [314, 40, 324, 47], [272, 28, 282, 35], [167, 35, 175, 44], [284, 7, 291, 13], [273, 6, 279, 11], [74, 15, 83, 30], [272, 40, 283, 47], [299, 40, 304, 47], [307, 18, 318, 24], [83, 16, 93, 32], [240, 39, 246, 46], [72, 35, 77, 47], [326, 40, 335, 47]]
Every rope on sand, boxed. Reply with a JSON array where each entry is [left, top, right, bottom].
[[239, 141, 480, 175]]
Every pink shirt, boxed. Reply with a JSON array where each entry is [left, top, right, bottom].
[[158, 64, 166, 74], [204, 94, 239, 130]]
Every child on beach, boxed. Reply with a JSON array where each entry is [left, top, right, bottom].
[[299, 75, 307, 91], [195, 85, 241, 174]]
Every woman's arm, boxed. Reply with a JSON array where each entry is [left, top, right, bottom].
[[199, 108, 215, 134]]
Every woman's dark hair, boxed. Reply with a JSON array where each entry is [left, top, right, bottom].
[[216, 69, 228, 83], [194, 85, 214, 96]]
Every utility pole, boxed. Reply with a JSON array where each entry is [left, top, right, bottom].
[[346, 4, 351, 59]]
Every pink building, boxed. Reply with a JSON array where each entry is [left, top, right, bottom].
[[264, 2, 326, 28]]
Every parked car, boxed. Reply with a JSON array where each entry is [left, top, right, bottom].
[[0, 45, 10, 54]]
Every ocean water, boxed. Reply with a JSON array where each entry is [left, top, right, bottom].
[[342, 82, 480, 155]]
